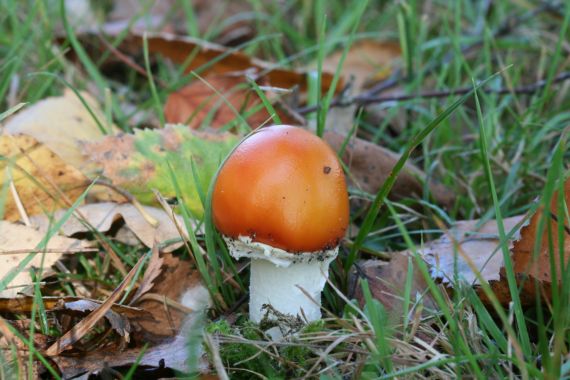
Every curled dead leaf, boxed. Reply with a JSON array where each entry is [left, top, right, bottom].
[[72, 29, 340, 99], [132, 252, 208, 343], [485, 177, 570, 306], [45, 253, 147, 356], [419, 216, 526, 285], [416, 177, 569, 306], [136, 31, 340, 94], [31, 202, 188, 252], [512, 178, 570, 283], [164, 74, 303, 130], [57, 299, 132, 342], [323, 131, 455, 208]]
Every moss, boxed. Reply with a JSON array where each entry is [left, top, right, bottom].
[[205, 319, 231, 335], [206, 318, 281, 379], [206, 317, 330, 379]]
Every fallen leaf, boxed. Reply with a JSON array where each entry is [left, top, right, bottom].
[[74, 29, 339, 97], [82, 125, 239, 218], [3, 89, 115, 168], [350, 254, 435, 314], [322, 40, 401, 92], [138, 31, 340, 94], [483, 177, 570, 305], [31, 202, 188, 252], [45, 253, 146, 356], [52, 313, 209, 378], [323, 131, 456, 208], [512, 178, 570, 283], [419, 216, 525, 285], [132, 253, 208, 343], [130, 244, 164, 304], [416, 177, 569, 306], [164, 74, 303, 130], [0, 221, 89, 298], [58, 299, 132, 342], [0, 134, 90, 221]]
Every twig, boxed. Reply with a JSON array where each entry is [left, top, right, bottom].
[[297, 71, 570, 114]]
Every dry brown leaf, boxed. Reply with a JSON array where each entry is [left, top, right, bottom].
[[139, 31, 339, 93], [322, 40, 401, 92], [419, 216, 525, 285], [3, 89, 115, 168], [512, 178, 570, 283], [481, 178, 570, 305], [164, 74, 303, 129], [132, 253, 208, 343], [323, 131, 455, 208], [0, 134, 90, 221], [31, 202, 187, 252], [350, 254, 435, 314], [58, 299, 132, 341], [52, 313, 209, 378], [130, 244, 164, 304], [45, 253, 147, 356], [0, 221, 89, 298], [415, 178, 568, 306], [74, 29, 339, 97]]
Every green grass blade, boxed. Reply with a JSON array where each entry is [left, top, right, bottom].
[[346, 71, 504, 272]]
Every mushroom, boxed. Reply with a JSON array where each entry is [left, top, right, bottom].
[[212, 125, 349, 323]]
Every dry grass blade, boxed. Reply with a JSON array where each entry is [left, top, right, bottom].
[[129, 243, 163, 304], [204, 333, 229, 380], [0, 296, 145, 317], [44, 253, 146, 356], [301, 333, 357, 379]]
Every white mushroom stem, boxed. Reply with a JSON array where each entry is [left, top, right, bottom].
[[224, 236, 338, 323], [249, 256, 335, 323]]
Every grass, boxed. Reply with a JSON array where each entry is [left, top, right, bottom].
[[0, 0, 569, 378]]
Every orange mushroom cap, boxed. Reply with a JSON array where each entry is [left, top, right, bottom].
[[212, 125, 349, 253]]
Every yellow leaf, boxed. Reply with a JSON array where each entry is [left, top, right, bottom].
[[0, 134, 89, 221], [3, 89, 115, 168]]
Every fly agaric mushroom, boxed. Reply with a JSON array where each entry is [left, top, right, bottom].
[[212, 125, 349, 323]]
